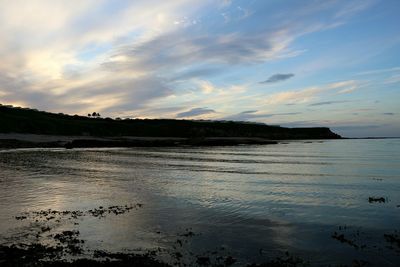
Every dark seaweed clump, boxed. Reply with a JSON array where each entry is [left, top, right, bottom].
[[15, 204, 142, 222], [368, 197, 386, 203], [0, 244, 169, 267], [53, 230, 84, 255], [0, 243, 311, 267]]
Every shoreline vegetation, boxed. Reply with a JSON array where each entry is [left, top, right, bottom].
[[0, 105, 341, 149]]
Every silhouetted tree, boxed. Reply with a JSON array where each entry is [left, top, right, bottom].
[[89, 112, 101, 118]]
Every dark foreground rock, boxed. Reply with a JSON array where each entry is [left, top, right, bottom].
[[0, 243, 313, 267], [0, 244, 170, 267]]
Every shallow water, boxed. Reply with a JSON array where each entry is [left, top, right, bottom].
[[0, 139, 399, 266]]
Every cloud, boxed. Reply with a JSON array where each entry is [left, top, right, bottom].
[[221, 5, 253, 22], [384, 74, 400, 85], [171, 67, 224, 81], [309, 100, 349, 106], [334, 0, 375, 19], [260, 73, 294, 84], [263, 87, 322, 105], [102, 30, 298, 74], [176, 107, 216, 118], [222, 110, 301, 121], [263, 80, 362, 105], [0, 0, 376, 119], [0, 69, 174, 115], [197, 80, 215, 94], [101, 1, 365, 80], [355, 66, 400, 76]]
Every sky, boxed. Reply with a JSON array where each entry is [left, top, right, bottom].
[[0, 0, 399, 137]]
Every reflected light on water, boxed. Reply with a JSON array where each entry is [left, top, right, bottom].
[[0, 139, 400, 265]]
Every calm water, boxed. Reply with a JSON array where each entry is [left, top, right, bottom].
[[0, 139, 399, 266]]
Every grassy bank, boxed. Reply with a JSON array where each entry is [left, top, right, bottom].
[[0, 105, 341, 140]]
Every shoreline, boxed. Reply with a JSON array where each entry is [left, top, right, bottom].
[[0, 133, 280, 149]]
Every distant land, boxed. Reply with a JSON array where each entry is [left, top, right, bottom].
[[0, 104, 341, 148]]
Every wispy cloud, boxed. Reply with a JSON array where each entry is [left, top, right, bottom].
[[263, 80, 362, 105], [308, 100, 350, 106], [384, 74, 400, 84], [334, 0, 376, 19], [222, 110, 301, 121], [260, 73, 294, 84], [176, 107, 216, 118], [354, 66, 400, 76]]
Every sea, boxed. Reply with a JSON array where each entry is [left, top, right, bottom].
[[0, 139, 399, 266]]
